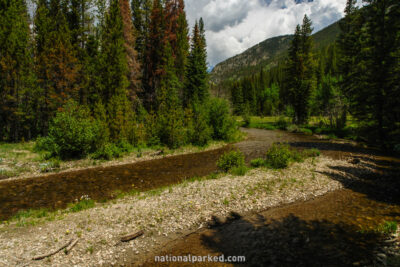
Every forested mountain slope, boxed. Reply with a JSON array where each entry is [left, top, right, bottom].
[[210, 21, 340, 86]]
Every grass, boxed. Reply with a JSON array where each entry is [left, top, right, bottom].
[[376, 221, 398, 235], [250, 144, 320, 170], [68, 199, 95, 213], [238, 116, 359, 141], [0, 139, 230, 179]]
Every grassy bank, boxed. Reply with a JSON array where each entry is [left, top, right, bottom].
[[238, 116, 359, 141], [0, 140, 230, 180]]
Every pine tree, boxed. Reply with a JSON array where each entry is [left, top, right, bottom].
[[164, 0, 189, 83], [119, 0, 141, 105], [131, 0, 152, 64], [66, 0, 95, 105], [156, 41, 185, 148], [34, 0, 81, 134], [185, 19, 209, 106], [342, 0, 400, 144], [143, 0, 165, 109], [0, 0, 35, 141], [98, 0, 132, 141], [286, 15, 316, 124]]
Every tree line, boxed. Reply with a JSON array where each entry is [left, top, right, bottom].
[[0, 0, 237, 158], [229, 0, 399, 146]]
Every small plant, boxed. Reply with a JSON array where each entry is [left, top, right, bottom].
[[217, 151, 245, 172], [250, 158, 266, 168], [242, 113, 251, 128], [230, 165, 249, 176], [39, 159, 61, 173], [68, 196, 95, 213], [265, 144, 292, 169], [286, 124, 300, 133], [300, 128, 313, 135], [377, 221, 398, 235], [276, 117, 288, 130]]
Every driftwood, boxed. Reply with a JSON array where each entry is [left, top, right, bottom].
[[121, 230, 144, 242], [65, 239, 79, 255], [32, 239, 73, 260]]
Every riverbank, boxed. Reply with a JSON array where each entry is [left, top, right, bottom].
[[0, 155, 347, 267], [0, 141, 229, 181]]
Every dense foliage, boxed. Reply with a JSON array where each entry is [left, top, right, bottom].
[[0, 0, 238, 158], [217, 150, 245, 173], [227, 0, 399, 147]]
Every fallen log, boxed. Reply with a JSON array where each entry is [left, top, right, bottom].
[[32, 239, 73, 260], [65, 239, 79, 255], [121, 230, 144, 242]]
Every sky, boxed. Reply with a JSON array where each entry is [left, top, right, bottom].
[[184, 0, 348, 67]]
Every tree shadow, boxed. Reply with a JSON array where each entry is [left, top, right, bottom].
[[318, 163, 400, 206], [201, 213, 382, 266], [289, 140, 400, 205]]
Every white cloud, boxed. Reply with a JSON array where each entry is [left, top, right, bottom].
[[185, 0, 348, 67]]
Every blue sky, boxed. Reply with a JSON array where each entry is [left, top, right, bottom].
[[185, 0, 349, 67]]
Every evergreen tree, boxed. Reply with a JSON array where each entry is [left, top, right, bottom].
[[341, 0, 400, 144], [286, 15, 316, 124], [185, 19, 209, 106], [34, 0, 81, 134], [120, 0, 141, 104], [156, 42, 185, 148], [66, 0, 95, 105], [131, 0, 152, 64], [98, 0, 132, 141], [143, 0, 165, 109], [0, 0, 35, 141]]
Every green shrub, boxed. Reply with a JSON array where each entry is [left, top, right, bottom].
[[230, 165, 249, 176], [207, 98, 237, 141], [265, 144, 292, 169], [39, 159, 61, 173], [300, 128, 313, 135], [188, 103, 212, 146], [34, 101, 105, 159], [242, 113, 251, 128], [217, 151, 245, 172], [92, 143, 123, 160], [68, 198, 95, 213], [286, 124, 300, 133], [377, 221, 398, 235], [251, 158, 266, 168], [276, 117, 288, 130]]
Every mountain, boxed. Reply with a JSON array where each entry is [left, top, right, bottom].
[[210, 21, 340, 86]]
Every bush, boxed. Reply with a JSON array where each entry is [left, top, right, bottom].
[[39, 159, 61, 173], [217, 150, 245, 172], [300, 128, 313, 135], [394, 144, 400, 154], [230, 165, 249, 176], [189, 103, 212, 146], [35, 101, 105, 159], [286, 124, 300, 133], [276, 116, 288, 130], [92, 143, 126, 160], [265, 144, 292, 169], [207, 98, 237, 141], [265, 144, 321, 169], [250, 158, 266, 168]]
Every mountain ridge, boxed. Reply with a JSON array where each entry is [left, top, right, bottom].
[[210, 20, 341, 86]]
